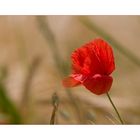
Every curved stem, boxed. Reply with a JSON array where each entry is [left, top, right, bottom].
[[107, 92, 124, 124]]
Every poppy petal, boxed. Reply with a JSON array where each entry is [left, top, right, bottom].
[[62, 74, 86, 87], [71, 43, 103, 76], [83, 74, 113, 95], [92, 39, 115, 75]]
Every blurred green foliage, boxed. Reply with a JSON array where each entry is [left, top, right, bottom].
[[0, 68, 22, 124]]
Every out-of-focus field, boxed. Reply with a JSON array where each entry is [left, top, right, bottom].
[[0, 16, 140, 124]]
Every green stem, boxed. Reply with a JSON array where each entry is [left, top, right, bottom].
[[50, 105, 58, 125], [50, 93, 59, 125], [107, 92, 124, 124]]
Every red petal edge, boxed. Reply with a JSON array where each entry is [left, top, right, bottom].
[[62, 76, 81, 87], [62, 74, 86, 87]]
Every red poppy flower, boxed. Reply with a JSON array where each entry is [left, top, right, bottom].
[[62, 38, 115, 95]]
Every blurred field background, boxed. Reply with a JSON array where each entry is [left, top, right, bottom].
[[0, 16, 140, 124]]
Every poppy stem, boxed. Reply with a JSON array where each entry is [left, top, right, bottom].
[[106, 93, 124, 124]]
